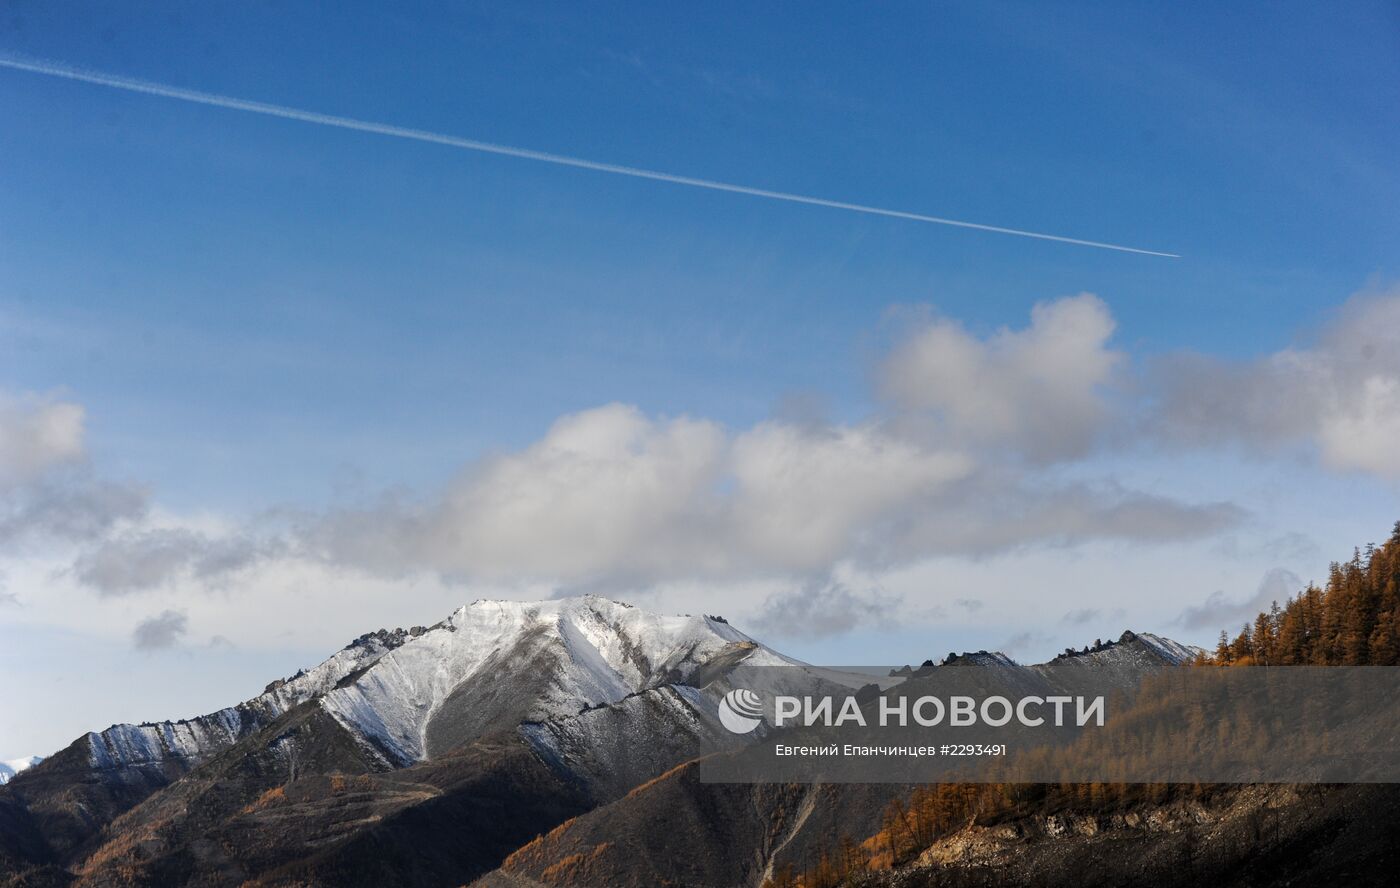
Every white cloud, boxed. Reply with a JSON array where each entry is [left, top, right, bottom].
[[1175, 567, 1301, 631], [2, 295, 1261, 643], [1317, 374, 1400, 477], [300, 401, 1229, 590], [312, 404, 732, 584], [282, 295, 1222, 591], [1153, 288, 1400, 478], [0, 476, 145, 548], [727, 421, 971, 573], [876, 474, 1244, 560], [70, 527, 279, 595], [0, 394, 85, 487], [880, 293, 1121, 462], [309, 406, 975, 585], [752, 580, 900, 639], [131, 609, 188, 650], [0, 390, 146, 550]]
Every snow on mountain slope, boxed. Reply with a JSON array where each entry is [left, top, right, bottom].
[[519, 684, 737, 799], [1029, 630, 1204, 695], [1135, 631, 1204, 664], [511, 629, 895, 797], [84, 628, 413, 770], [58, 595, 877, 778], [317, 596, 855, 765], [63, 598, 1203, 783], [0, 755, 43, 784]]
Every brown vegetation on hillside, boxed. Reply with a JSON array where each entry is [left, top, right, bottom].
[[768, 521, 1400, 888], [1211, 522, 1400, 667]]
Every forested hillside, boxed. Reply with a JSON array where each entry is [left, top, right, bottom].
[[765, 521, 1400, 888], [1212, 522, 1400, 666]]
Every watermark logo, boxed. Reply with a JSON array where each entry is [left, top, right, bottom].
[[719, 688, 764, 733]]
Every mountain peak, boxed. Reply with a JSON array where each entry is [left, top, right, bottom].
[[889, 629, 1199, 678], [319, 595, 759, 765]]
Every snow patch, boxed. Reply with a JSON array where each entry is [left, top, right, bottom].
[[85, 631, 404, 770], [319, 596, 766, 763]]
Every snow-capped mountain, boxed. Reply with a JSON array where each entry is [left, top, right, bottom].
[[84, 625, 416, 772], [319, 595, 870, 766], [4, 598, 1205, 887], [0, 756, 43, 785], [58, 604, 1203, 786], [4, 595, 883, 871], [80, 596, 878, 774], [473, 630, 1210, 888]]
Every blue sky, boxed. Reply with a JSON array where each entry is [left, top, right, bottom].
[[2, 1, 1399, 759]]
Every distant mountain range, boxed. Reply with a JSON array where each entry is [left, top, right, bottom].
[[0, 596, 1210, 886]]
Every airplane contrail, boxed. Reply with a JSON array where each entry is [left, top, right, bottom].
[[0, 55, 1179, 258]]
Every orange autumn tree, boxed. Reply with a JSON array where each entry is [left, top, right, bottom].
[[768, 520, 1400, 888], [1213, 522, 1400, 667]]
